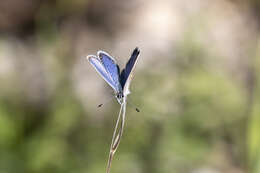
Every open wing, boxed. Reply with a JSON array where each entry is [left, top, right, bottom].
[[87, 55, 120, 92], [120, 47, 140, 96], [98, 51, 122, 93]]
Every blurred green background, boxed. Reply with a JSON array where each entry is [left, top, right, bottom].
[[1, 0, 260, 173]]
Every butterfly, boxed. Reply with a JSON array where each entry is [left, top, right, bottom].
[[86, 47, 140, 105], [86, 47, 140, 173]]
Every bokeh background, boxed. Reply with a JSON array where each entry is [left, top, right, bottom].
[[1, 0, 260, 173]]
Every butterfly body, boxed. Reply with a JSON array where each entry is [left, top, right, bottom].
[[87, 47, 140, 105]]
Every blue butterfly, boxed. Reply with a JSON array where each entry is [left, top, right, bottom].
[[87, 47, 140, 173], [87, 47, 140, 105]]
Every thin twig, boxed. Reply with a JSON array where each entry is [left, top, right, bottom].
[[106, 98, 127, 173]]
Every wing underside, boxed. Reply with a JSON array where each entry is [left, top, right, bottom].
[[120, 47, 140, 96]]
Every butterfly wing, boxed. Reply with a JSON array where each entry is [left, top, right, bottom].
[[98, 51, 122, 93], [87, 55, 120, 92], [120, 47, 140, 96]]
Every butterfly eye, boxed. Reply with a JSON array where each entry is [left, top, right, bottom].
[[116, 93, 124, 99]]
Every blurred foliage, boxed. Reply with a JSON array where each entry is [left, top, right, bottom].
[[248, 41, 260, 173]]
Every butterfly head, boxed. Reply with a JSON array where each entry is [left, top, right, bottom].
[[116, 92, 124, 105]]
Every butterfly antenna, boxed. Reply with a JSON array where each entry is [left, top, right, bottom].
[[127, 98, 140, 112], [97, 96, 114, 108]]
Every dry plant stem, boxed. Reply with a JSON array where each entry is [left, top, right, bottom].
[[106, 98, 127, 173]]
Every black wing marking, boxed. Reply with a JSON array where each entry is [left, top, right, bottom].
[[120, 47, 140, 89]]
